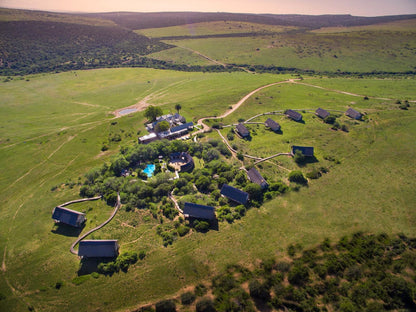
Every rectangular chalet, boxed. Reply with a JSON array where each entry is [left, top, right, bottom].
[[183, 202, 216, 220], [285, 109, 302, 121], [315, 108, 330, 119], [138, 132, 157, 144], [264, 118, 281, 132], [170, 121, 194, 134], [52, 206, 86, 228], [78, 240, 119, 258], [291, 145, 314, 157], [220, 184, 249, 205], [247, 168, 269, 189], [235, 123, 250, 137], [345, 108, 362, 120]]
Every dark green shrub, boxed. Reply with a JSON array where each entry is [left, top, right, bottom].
[[177, 225, 190, 237], [288, 171, 308, 185], [194, 220, 210, 232], [180, 291, 196, 305], [249, 279, 270, 301], [293, 150, 305, 164], [155, 299, 176, 312], [288, 265, 310, 286], [196, 297, 216, 312], [324, 115, 336, 124], [195, 284, 208, 297]]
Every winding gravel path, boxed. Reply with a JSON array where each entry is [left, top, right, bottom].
[[70, 194, 121, 255]]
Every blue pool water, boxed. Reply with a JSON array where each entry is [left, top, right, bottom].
[[143, 164, 155, 178]]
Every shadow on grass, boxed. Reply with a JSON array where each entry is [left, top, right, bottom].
[[296, 156, 319, 167], [51, 223, 85, 237], [77, 257, 117, 276]]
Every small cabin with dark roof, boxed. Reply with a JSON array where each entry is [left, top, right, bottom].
[[315, 108, 330, 119], [78, 240, 119, 258], [183, 203, 216, 220], [291, 145, 314, 157], [220, 184, 249, 205], [247, 168, 269, 189], [264, 118, 281, 132], [235, 123, 250, 138], [345, 108, 362, 120], [52, 206, 86, 228], [285, 109, 302, 121]]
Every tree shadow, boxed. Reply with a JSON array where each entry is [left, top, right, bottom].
[[188, 218, 219, 232], [253, 298, 272, 312], [51, 223, 85, 237], [77, 257, 117, 276]]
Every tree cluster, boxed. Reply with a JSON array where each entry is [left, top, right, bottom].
[[143, 232, 416, 312]]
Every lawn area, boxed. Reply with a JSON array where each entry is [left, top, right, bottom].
[[0, 69, 415, 312]]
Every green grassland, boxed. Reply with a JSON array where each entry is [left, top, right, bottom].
[[0, 69, 415, 312], [136, 21, 297, 38], [312, 18, 416, 33], [145, 19, 416, 73]]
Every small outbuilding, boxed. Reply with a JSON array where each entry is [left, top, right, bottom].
[[247, 168, 269, 189], [235, 123, 250, 138], [183, 202, 216, 220], [78, 240, 119, 258], [264, 118, 281, 132], [220, 184, 249, 205], [138, 132, 157, 144], [345, 108, 362, 120], [315, 108, 330, 119], [52, 206, 86, 228], [285, 109, 303, 121], [291, 145, 314, 157]]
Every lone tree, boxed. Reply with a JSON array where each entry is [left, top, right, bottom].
[[175, 104, 182, 114], [144, 105, 163, 122], [155, 120, 170, 132]]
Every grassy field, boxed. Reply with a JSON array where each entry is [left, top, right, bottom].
[[0, 69, 415, 312], [136, 21, 297, 38], [144, 19, 416, 73]]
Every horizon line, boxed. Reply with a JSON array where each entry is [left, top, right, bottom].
[[2, 6, 416, 18]]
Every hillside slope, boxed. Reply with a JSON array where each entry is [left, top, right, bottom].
[[86, 11, 416, 30], [0, 20, 172, 75]]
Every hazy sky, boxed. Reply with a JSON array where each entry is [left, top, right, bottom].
[[1, 0, 416, 16]]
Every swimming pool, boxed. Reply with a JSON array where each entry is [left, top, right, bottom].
[[143, 164, 156, 178]]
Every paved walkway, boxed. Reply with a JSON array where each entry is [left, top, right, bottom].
[[70, 194, 121, 255]]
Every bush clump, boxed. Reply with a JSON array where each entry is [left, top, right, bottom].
[[288, 171, 308, 185]]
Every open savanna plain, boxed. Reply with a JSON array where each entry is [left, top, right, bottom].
[[145, 19, 416, 73], [0, 66, 415, 311]]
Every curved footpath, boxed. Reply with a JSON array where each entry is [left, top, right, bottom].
[[59, 196, 102, 207], [70, 194, 121, 255]]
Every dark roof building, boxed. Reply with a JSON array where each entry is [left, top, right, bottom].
[[291, 145, 314, 157], [285, 109, 303, 121], [220, 184, 249, 205], [183, 202, 216, 220], [52, 206, 86, 228], [264, 118, 281, 132], [235, 123, 250, 137], [315, 108, 330, 119], [345, 108, 362, 120], [247, 168, 269, 189], [78, 240, 119, 258], [170, 122, 194, 133]]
